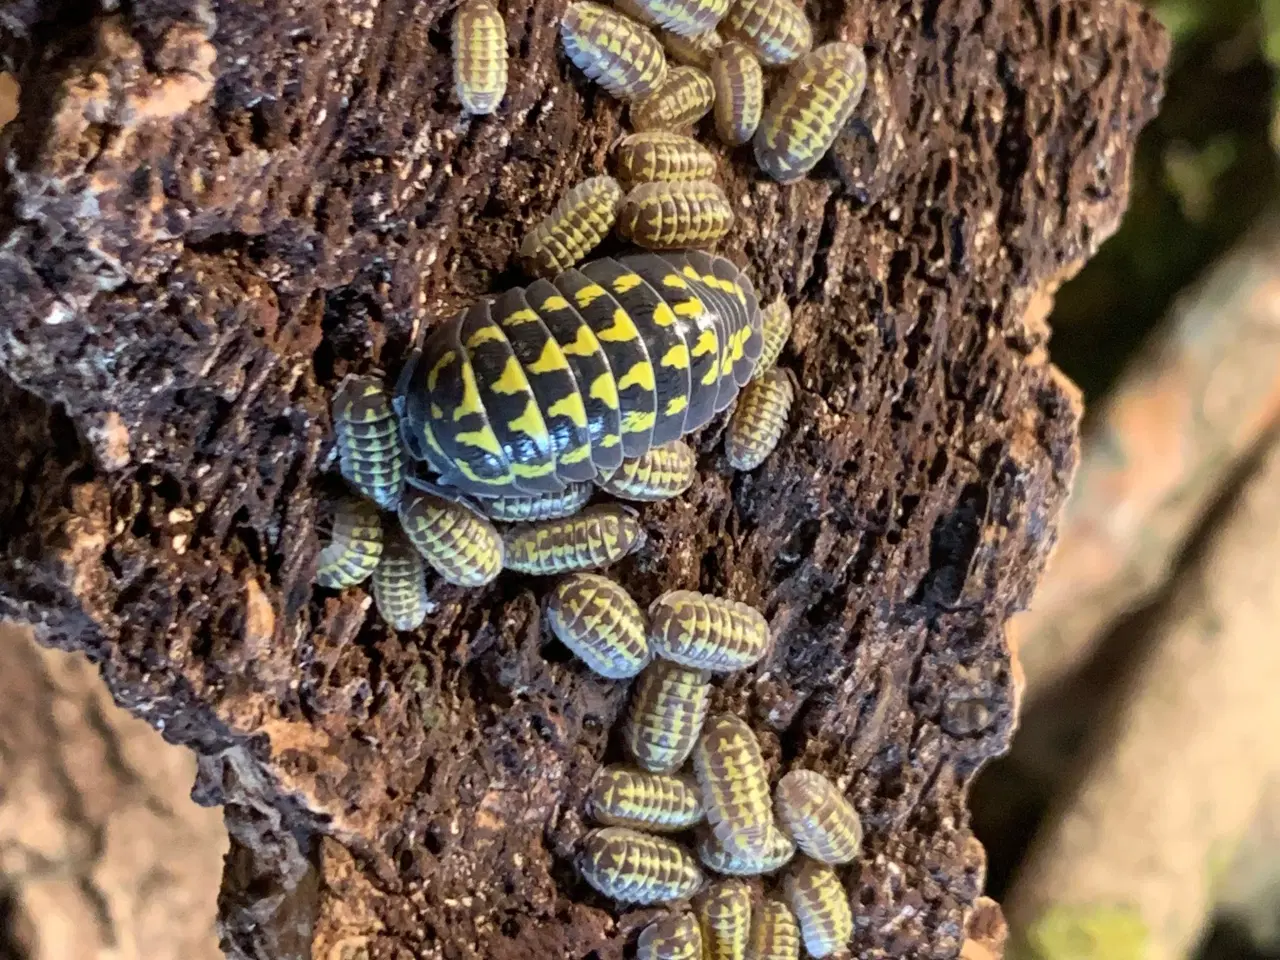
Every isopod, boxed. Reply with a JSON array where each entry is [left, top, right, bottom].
[[333, 375, 404, 511], [783, 859, 852, 958], [475, 482, 595, 522], [620, 0, 730, 37], [545, 573, 650, 678], [725, 367, 792, 471], [754, 42, 867, 183], [648, 590, 770, 671], [719, 0, 811, 67], [631, 66, 716, 131], [518, 176, 624, 279], [698, 824, 795, 876], [371, 528, 430, 630], [397, 490, 503, 587], [586, 765, 705, 831], [561, 2, 668, 101], [614, 131, 719, 188], [698, 879, 751, 960], [774, 770, 863, 865], [596, 440, 697, 501], [662, 28, 724, 69], [638, 913, 704, 960], [315, 498, 384, 589], [746, 899, 801, 960], [453, 0, 508, 115], [710, 41, 763, 146], [617, 180, 734, 249], [504, 505, 646, 574], [753, 299, 791, 378], [578, 827, 705, 904], [693, 714, 775, 860], [624, 659, 712, 772]]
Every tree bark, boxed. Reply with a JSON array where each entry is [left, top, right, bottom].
[[0, 1, 1166, 958]]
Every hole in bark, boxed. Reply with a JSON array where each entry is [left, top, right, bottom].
[[912, 482, 987, 612], [501, 918, 520, 938]]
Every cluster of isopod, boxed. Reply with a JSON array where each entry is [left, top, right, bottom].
[[568, 588, 866, 959], [450, 0, 867, 186]]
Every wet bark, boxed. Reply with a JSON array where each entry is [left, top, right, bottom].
[[0, 0, 1166, 957]]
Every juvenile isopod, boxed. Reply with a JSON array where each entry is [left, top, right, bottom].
[[617, 180, 734, 250], [619, 0, 730, 37], [719, 0, 811, 67], [578, 827, 705, 904], [453, 0, 508, 115], [648, 590, 770, 671], [754, 42, 867, 183], [662, 28, 724, 69], [753, 299, 791, 378], [315, 498, 384, 589], [725, 368, 792, 471], [693, 714, 775, 860], [638, 913, 704, 960], [504, 505, 646, 574], [518, 176, 624, 279], [614, 132, 719, 188], [710, 41, 762, 146], [371, 528, 430, 630], [333, 375, 404, 511], [398, 491, 503, 587], [586, 765, 705, 831], [746, 899, 801, 960], [624, 659, 712, 772], [475, 483, 594, 522], [546, 573, 650, 678], [561, 2, 669, 101], [630, 66, 716, 131], [698, 879, 751, 960], [783, 859, 852, 958], [698, 824, 795, 876], [596, 440, 697, 501], [774, 770, 863, 865]]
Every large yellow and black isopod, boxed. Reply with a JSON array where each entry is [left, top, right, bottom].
[[693, 714, 775, 860], [754, 42, 867, 183], [578, 827, 705, 904], [630, 66, 717, 131], [719, 0, 811, 67], [753, 299, 791, 378], [475, 483, 594, 522], [586, 765, 705, 831], [624, 659, 712, 772], [697, 823, 795, 876], [621, 0, 729, 37], [545, 572, 649, 677], [561, 2, 669, 101], [725, 367, 793, 471], [315, 498, 384, 589], [505, 505, 645, 574], [746, 899, 801, 960], [615, 132, 719, 188], [333, 375, 404, 511], [371, 528, 430, 630], [662, 28, 724, 69], [783, 859, 852, 958], [774, 770, 863, 865], [638, 912, 704, 960], [698, 878, 751, 960], [518, 176, 623, 279], [453, 0, 508, 115], [648, 590, 769, 671], [398, 490, 503, 587], [395, 251, 763, 497], [596, 440, 697, 501], [617, 181, 734, 250], [710, 41, 763, 146]]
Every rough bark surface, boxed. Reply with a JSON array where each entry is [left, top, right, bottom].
[[0, 0, 1165, 958]]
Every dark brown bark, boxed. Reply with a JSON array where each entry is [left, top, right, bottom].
[[0, 0, 1166, 957]]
